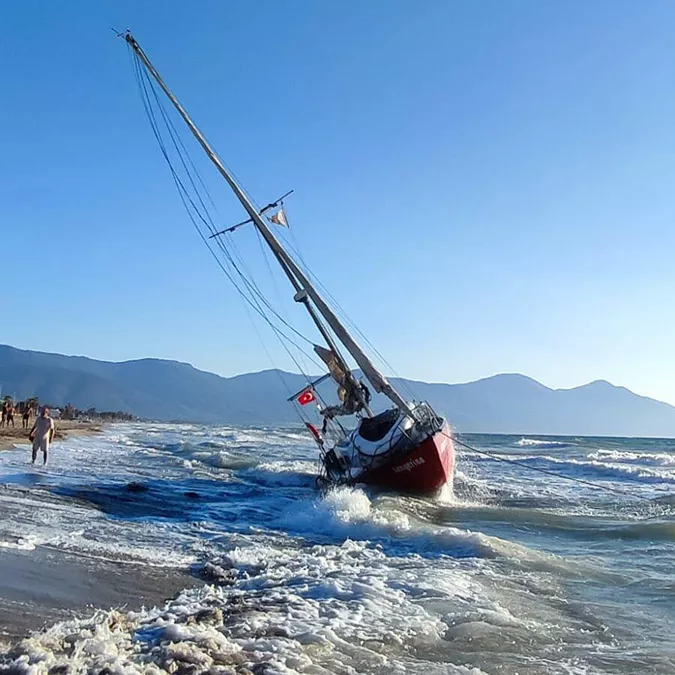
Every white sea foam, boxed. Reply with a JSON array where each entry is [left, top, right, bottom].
[[535, 455, 675, 484], [474, 451, 675, 485], [0, 423, 671, 673], [187, 448, 256, 470], [3, 528, 612, 674], [516, 438, 570, 448], [0, 538, 515, 674], [435, 482, 457, 504], [275, 487, 572, 569], [588, 448, 675, 466], [244, 459, 317, 487], [0, 486, 198, 568], [0, 536, 38, 551]]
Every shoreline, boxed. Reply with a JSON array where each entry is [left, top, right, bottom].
[[0, 546, 198, 648], [0, 421, 199, 648], [0, 420, 104, 451]]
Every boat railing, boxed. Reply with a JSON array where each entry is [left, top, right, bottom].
[[411, 401, 445, 434]]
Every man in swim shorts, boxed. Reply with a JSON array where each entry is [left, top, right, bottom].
[[29, 407, 55, 465], [6, 401, 15, 428]]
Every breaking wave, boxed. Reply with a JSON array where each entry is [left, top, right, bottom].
[[525, 455, 675, 484], [516, 438, 572, 449], [240, 460, 317, 488], [588, 449, 675, 467], [0, 423, 673, 673]]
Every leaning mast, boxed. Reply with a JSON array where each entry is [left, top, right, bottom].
[[125, 33, 412, 415]]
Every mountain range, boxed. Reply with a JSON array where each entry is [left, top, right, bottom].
[[1, 344, 674, 436]]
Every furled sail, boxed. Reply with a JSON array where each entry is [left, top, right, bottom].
[[314, 345, 372, 418], [314, 345, 350, 388]]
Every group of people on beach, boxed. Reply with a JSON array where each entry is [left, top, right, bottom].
[[1, 400, 34, 429], [1, 400, 55, 465], [1, 400, 16, 428]]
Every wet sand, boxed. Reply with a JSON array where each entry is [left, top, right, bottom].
[[0, 546, 198, 648], [0, 420, 103, 452]]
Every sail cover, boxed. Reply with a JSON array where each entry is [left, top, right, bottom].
[[314, 344, 367, 417], [314, 345, 350, 388]]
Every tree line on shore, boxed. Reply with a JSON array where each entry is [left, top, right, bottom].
[[2, 396, 136, 422]]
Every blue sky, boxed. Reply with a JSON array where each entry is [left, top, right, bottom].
[[2, 1, 675, 403]]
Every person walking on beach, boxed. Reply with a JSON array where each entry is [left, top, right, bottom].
[[29, 407, 55, 465], [0, 401, 6, 428], [22, 403, 32, 430], [6, 401, 15, 428]]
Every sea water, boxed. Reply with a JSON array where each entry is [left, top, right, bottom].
[[0, 424, 673, 674]]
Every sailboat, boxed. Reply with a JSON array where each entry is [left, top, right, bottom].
[[123, 33, 455, 494]]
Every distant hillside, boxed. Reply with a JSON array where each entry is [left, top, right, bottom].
[[2, 345, 675, 436]]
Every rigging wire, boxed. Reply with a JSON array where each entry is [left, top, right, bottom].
[[137, 61, 319, 356], [133, 40, 412, 409], [225, 231, 323, 376], [129, 47, 340, 427], [139, 67, 347, 390], [129, 44, 400, 436], [132, 87, 308, 403], [450, 433, 655, 504], [131, 49, 321, 373], [278, 229, 419, 400], [251, 227, 320, 377]]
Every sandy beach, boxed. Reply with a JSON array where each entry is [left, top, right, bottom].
[[0, 419, 103, 452]]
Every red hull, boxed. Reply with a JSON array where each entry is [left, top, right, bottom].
[[353, 422, 455, 494]]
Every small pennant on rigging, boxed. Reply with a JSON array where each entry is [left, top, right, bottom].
[[269, 207, 288, 227], [297, 388, 316, 406]]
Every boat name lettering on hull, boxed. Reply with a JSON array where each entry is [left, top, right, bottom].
[[392, 457, 426, 473]]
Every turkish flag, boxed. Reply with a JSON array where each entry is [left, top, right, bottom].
[[297, 389, 316, 406]]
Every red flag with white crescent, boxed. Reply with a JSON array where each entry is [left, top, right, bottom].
[[297, 388, 316, 406]]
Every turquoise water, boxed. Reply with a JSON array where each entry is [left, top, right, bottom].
[[0, 424, 673, 673]]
